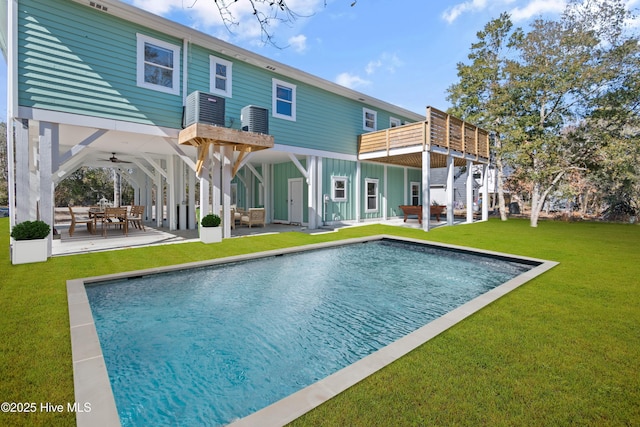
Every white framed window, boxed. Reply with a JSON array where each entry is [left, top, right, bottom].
[[390, 117, 402, 127], [136, 34, 180, 95], [332, 176, 347, 202], [410, 182, 420, 206], [365, 178, 379, 213], [363, 108, 377, 131], [272, 78, 296, 121], [210, 55, 232, 97]]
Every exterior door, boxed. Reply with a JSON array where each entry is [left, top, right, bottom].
[[288, 178, 303, 224]]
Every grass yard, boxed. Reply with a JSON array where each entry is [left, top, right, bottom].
[[1, 217, 639, 426]]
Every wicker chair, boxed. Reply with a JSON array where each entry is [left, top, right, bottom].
[[240, 208, 266, 228]]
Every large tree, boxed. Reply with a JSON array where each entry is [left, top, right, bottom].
[[448, 0, 638, 227], [447, 13, 523, 221]]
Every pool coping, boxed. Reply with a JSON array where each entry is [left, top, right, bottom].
[[66, 235, 558, 427]]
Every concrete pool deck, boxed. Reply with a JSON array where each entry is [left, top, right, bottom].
[[66, 235, 558, 427]]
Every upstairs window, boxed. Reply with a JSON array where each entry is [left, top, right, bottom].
[[137, 34, 180, 95], [272, 79, 296, 121], [210, 55, 232, 97], [363, 108, 377, 131], [390, 117, 402, 127]]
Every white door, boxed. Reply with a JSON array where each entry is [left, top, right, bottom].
[[288, 178, 303, 224]]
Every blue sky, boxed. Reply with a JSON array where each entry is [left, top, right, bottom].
[[1, 0, 638, 118]]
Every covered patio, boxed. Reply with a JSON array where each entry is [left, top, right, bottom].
[[358, 106, 492, 231]]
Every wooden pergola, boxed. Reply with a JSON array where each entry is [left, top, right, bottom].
[[178, 123, 274, 177]]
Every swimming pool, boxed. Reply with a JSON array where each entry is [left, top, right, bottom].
[[67, 236, 557, 427]]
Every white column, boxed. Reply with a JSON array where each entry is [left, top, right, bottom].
[[262, 162, 271, 224], [421, 151, 431, 232], [316, 157, 323, 227], [167, 155, 176, 230], [155, 168, 162, 227], [446, 155, 455, 225], [383, 165, 388, 221], [466, 160, 474, 223], [198, 145, 211, 217], [221, 146, 232, 239], [188, 168, 196, 229], [14, 119, 30, 224], [212, 146, 221, 215], [355, 161, 361, 222], [39, 122, 56, 257], [482, 163, 489, 221], [307, 155, 317, 229]]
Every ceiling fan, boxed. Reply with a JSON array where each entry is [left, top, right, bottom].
[[101, 153, 132, 164]]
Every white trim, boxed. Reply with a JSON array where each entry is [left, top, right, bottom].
[[363, 108, 377, 131], [365, 178, 379, 213], [390, 117, 401, 127], [136, 33, 181, 95], [273, 143, 357, 162], [209, 55, 233, 98], [18, 107, 180, 138], [272, 78, 296, 121], [331, 176, 348, 202]]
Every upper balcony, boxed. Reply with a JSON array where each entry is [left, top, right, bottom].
[[358, 107, 490, 169]]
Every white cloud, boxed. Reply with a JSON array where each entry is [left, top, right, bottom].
[[509, 0, 566, 22], [365, 53, 403, 75], [335, 72, 371, 89], [442, 0, 490, 24], [288, 34, 308, 53]]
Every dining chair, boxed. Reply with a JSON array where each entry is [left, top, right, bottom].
[[101, 207, 128, 237], [68, 206, 94, 236], [127, 205, 145, 231]]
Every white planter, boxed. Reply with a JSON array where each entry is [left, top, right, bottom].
[[11, 238, 49, 265], [200, 226, 222, 244]]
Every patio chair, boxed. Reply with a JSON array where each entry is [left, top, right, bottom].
[[101, 207, 128, 237], [127, 205, 145, 231], [240, 208, 266, 228], [68, 206, 95, 236]]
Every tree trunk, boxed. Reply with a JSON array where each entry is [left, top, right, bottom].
[[530, 182, 542, 227]]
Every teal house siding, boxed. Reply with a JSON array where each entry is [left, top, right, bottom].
[[322, 158, 357, 222], [386, 166, 405, 218], [18, 0, 184, 128], [272, 161, 308, 223], [360, 162, 385, 220]]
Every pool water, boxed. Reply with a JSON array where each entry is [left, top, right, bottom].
[[86, 239, 532, 426]]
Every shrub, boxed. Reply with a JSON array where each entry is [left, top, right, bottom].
[[200, 214, 221, 228], [10, 220, 51, 240]]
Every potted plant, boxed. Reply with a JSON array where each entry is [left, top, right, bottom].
[[10, 220, 51, 264], [200, 213, 222, 243]]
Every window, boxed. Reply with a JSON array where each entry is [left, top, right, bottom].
[[390, 117, 402, 128], [410, 182, 420, 206], [365, 178, 379, 212], [272, 79, 296, 121], [332, 177, 347, 201], [210, 55, 232, 97], [136, 34, 180, 95], [363, 108, 377, 131]]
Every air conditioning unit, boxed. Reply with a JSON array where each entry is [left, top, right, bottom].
[[241, 105, 269, 134], [183, 91, 225, 128]]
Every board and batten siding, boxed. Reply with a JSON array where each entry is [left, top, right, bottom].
[[272, 161, 308, 223], [322, 158, 357, 222], [18, 0, 184, 128]]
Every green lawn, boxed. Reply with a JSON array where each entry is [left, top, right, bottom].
[[1, 218, 638, 426]]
